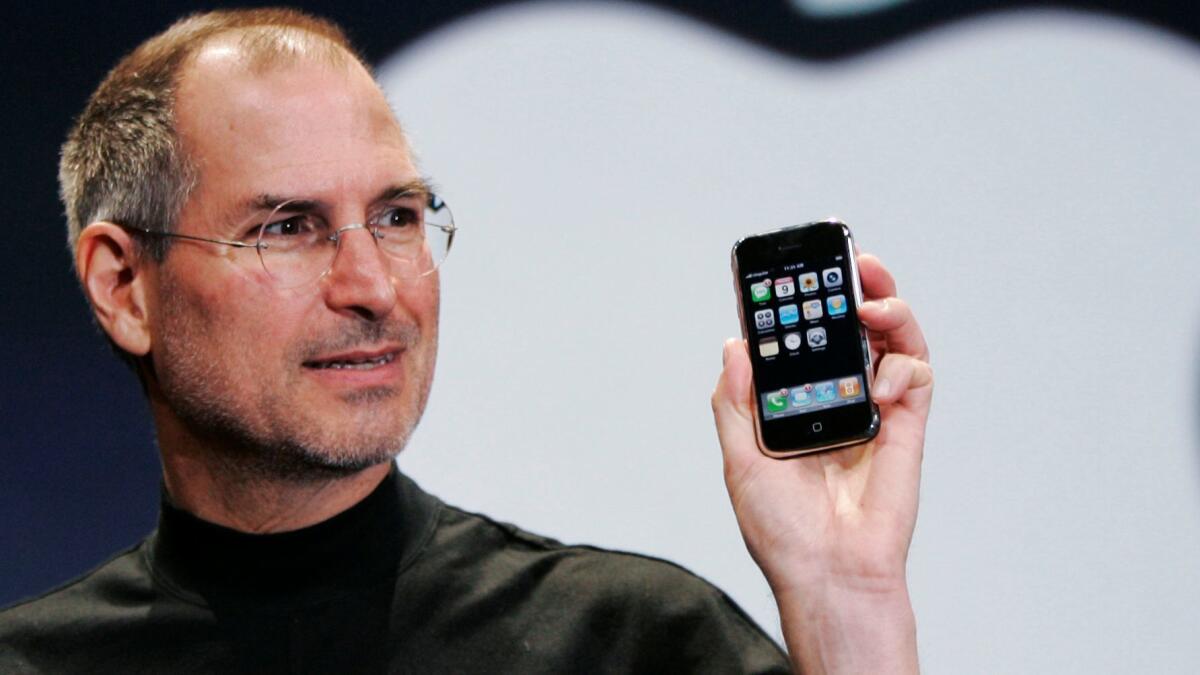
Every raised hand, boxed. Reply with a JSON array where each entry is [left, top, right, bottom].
[[712, 254, 932, 674]]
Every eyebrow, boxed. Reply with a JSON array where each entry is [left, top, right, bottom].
[[245, 178, 434, 213], [378, 179, 433, 202]]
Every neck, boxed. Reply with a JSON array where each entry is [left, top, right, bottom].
[[148, 458, 428, 607], [160, 450, 393, 534], [146, 380, 397, 533]]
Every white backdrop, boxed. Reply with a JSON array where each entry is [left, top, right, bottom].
[[379, 5, 1200, 672]]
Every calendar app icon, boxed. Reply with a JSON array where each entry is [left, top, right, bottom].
[[774, 276, 795, 298]]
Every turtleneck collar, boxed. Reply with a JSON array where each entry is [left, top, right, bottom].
[[145, 465, 439, 607]]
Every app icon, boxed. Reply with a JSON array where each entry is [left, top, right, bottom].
[[822, 267, 843, 288], [827, 294, 847, 316], [750, 280, 771, 303], [815, 381, 837, 403], [774, 276, 795, 298], [802, 299, 823, 320], [758, 338, 779, 358], [791, 384, 813, 407], [766, 389, 789, 413], [807, 327, 827, 348], [778, 304, 799, 325], [799, 272, 819, 293], [783, 332, 802, 350], [838, 377, 861, 398], [754, 308, 775, 330]]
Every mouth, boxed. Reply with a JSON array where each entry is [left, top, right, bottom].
[[303, 348, 401, 371]]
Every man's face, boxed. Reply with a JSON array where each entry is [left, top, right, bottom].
[[146, 45, 438, 477]]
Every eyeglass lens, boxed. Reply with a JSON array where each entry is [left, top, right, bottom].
[[254, 193, 454, 288]]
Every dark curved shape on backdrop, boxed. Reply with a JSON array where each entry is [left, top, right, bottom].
[[343, 0, 1200, 63]]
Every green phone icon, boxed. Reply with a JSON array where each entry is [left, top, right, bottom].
[[766, 390, 788, 413]]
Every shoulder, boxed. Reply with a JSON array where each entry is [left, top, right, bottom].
[[427, 500, 740, 610], [0, 543, 155, 670], [0, 542, 151, 624], [409, 500, 790, 672]]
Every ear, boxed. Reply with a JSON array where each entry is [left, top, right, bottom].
[[75, 223, 154, 357]]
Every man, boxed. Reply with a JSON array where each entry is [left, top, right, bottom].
[[0, 8, 932, 673]]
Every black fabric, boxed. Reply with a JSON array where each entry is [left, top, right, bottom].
[[0, 468, 791, 674]]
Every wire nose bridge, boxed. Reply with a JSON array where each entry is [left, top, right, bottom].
[[321, 222, 391, 278], [326, 222, 382, 243]]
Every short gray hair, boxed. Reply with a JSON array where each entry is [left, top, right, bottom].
[[60, 8, 371, 372], [59, 7, 368, 261]]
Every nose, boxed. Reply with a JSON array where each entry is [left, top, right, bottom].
[[320, 225, 398, 320]]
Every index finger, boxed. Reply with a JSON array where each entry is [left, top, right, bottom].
[[857, 253, 896, 301]]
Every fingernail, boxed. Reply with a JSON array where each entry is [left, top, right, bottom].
[[861, 299, 883, 312], [873, 378, 891, 400], [723, 338, 733, 366]]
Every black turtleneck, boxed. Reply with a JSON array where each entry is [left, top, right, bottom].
[[144, 466, 438, 672], [150, 466, 426, 605], [1, 468, 789, 674]]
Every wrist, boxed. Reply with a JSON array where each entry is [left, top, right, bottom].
[[774, 581, 918, 675]]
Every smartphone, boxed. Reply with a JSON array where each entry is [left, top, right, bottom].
[[731, 220, 879, 458]]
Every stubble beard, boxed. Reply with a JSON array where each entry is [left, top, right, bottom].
[[152, 278, 435, 484]]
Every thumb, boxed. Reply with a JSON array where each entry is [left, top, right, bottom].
[[711, 338, 760, 468]]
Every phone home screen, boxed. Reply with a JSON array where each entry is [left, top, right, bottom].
[[736, 225, 876, 452]]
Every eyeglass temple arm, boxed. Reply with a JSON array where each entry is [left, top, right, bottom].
[[127, 226, 260, 250]]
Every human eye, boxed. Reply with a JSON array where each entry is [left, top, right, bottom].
[[372, 200, 424, 233], [257, 212, 326, 251], [262, 213, 321, 236]]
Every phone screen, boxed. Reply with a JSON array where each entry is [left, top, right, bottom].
[[733, 222, 878, 454]]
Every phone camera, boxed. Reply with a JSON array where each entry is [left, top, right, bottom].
[[824, 270, 841, 286]]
